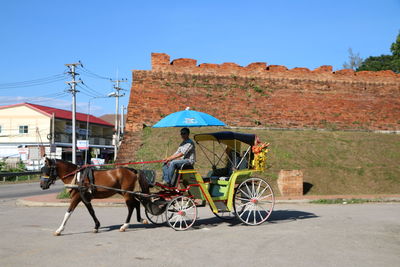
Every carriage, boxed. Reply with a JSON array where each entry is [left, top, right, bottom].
[[40, 131, 274, 234], [142, 131, 274, 231]]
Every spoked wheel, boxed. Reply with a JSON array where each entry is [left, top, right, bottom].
[[145, 209, 168, 225], [166, 196, 197, 231], [143, 198, 169, 225], [234, 178, 274, 225]]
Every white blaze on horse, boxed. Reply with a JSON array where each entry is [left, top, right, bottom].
[[40, 158, 149, 236]]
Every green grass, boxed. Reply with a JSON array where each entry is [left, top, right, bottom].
[[310, 198, 384, 204], [134, 127, 400, 196], [57, 188, 70, 199], [1, 175, 40, 183]]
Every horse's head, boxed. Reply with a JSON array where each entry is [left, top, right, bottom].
[[40, 158, 58, 190]]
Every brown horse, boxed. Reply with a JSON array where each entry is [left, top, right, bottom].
[[40, 158, 149, 236]]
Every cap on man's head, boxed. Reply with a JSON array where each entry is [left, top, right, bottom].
[[180, 127, 190, 135]]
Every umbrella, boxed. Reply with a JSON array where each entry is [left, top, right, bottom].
[[153, 107, 226, 128]]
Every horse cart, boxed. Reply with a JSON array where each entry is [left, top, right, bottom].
[[141, 131, 274, 230], [40, 131, 273, 234]]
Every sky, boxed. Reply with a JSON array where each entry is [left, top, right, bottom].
[[0, 0, 399, 116]]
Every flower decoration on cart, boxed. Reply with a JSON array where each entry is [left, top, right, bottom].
[[251, 139, 270, 171]]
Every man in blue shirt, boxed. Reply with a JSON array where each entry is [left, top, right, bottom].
[[162, 127, 196, 186]]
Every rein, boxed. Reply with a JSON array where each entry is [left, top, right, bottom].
[[61, 159, 164, 180]]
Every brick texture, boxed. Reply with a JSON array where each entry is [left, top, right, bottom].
[[278, 170, 304, 196], [117, 52, 400, 163]]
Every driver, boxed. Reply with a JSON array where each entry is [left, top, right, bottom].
[[162, 127, 196, 186]]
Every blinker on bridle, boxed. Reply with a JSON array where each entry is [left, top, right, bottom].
[[41, 160, 58, 181]]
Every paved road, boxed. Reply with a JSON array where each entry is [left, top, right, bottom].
[[0, 200, 399, 267], [0, 181, 64, 201]]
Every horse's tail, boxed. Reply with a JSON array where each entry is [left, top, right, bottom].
[[127, 168, 150, 194], [137, 170, 150, 194]]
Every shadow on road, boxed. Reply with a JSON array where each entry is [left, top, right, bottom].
[[60, 209, 319, 235], [268, 209, 318, 224], [105, 209, 319, 231]]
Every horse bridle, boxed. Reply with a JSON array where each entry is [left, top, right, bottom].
[[40, 159, 58, 185]]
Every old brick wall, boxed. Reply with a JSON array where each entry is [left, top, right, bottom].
[[117, 53, 400, 162]]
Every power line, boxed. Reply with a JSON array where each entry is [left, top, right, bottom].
[[78, 89, 101, 98], [78, 82, 105, 97], [0, 91, 70, 105], [79, 65, 111, 80], [0, 73, 68, 89]]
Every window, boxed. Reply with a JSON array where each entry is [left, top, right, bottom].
[[19, 125, 28, 134]]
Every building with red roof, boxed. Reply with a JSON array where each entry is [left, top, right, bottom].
[[0, 103, 114, 166]]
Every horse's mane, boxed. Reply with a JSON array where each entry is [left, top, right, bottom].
[[55, 159, 78, 170]]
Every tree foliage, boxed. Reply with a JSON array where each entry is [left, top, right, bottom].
[[357, 32, 400, 73], [343, 48, 363, 70]]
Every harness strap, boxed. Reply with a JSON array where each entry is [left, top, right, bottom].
[[90, 184, 158, 198]]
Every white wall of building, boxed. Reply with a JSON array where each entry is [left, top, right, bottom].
[[0, 106, 50, 143]]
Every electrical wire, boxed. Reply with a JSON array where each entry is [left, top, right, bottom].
[[79, 83, 106, 97], [79, 66, 111, 80], [76, 85, 103, 98], [0, 73, 68, 89], [0, 92, 70, 105]]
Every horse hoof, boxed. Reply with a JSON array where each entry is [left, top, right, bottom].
[[93, 229, 99, 233], [142, 219, 149, 225], [119, 228, 126, 232], [53, 232, 61, 236]]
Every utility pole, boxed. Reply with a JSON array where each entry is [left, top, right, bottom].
[[109, 79, 127, 161], [84, 96, 108, 164], [65, 62, 82, 164], [120, 105, 126, 136]]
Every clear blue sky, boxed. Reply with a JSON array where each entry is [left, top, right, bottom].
[[0, 0, 399, 116]]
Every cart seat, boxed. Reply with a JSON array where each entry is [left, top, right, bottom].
[[170, 162, 195, 186], [209, 176, 229, 181], [180, 163, 194, 170]]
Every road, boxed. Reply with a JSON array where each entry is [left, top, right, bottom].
[[0, 200, 399, 267], [0, 181, 64, 200]]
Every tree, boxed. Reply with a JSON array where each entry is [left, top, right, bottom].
[[357, 31, 400, 73], [357, 55, 395, 72], [343, 48, 363, 70], [390, 32, 400, 57]]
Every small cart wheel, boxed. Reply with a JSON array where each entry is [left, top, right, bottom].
[[145, 209, 168, 225], [143, 198, 169, 225], [166, 196, 197, 231], [234, 178, 274, 225]]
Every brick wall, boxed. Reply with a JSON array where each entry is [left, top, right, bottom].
[[117, 53, 400, 162], [278, 170, 304, 197]]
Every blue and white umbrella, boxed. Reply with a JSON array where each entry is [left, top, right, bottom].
[[153, 107, 226, 128]]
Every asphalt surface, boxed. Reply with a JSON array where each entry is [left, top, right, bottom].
[[0, 181, 64, 201], [0, 199, 399, 267]]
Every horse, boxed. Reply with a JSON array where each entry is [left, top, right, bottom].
[[40, 157, 150, 236]]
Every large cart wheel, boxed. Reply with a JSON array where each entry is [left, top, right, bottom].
[[166, 196, 197, 231], [234, 178, 274, 225], [145, 209, 168, 225]]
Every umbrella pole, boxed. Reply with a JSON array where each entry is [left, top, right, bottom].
[[165, 136, 171, 158]]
